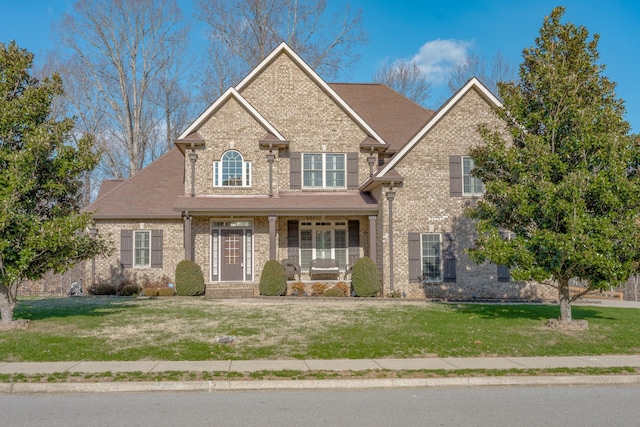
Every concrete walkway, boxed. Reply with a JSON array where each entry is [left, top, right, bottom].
[[2, 355, 640, 375], [1, 355, 640, 394]]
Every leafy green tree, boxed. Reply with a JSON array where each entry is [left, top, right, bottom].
[[466, 7, 640, 322], [0, 42, 112, 323]]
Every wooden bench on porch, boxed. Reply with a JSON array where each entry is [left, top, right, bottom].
[[309, 258, 341, 280]]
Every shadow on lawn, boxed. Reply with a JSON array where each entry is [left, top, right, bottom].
[[449, 303, 612, 321], [14, 296, 138, 321]]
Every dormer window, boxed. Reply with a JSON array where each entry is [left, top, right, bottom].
[[214, 150, 251, 187]]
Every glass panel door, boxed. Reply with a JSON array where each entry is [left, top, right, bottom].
[[315, 229, 332, 260]]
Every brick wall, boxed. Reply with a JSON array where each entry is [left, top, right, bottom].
[[88, 219, 183, 287], [378, 88, 555, 300], [187, 51, 373, 289]]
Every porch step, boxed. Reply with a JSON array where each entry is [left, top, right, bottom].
[[205, 283, 258, 299]]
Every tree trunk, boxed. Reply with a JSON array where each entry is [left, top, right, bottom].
[[0, 284, 15, 323], [558, 281, 572, 322]]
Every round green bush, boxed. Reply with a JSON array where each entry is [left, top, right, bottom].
[[94, 283, 117, 295], [259, 260, 287, 296], [323, 286, 345, 297], [351, 256, 381, 297], [120, 284, 141, 297], [175, 260, 205, 296]]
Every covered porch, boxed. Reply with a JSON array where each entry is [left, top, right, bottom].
[[174, 191, 379, 292]]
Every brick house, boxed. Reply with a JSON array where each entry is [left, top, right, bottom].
[[84, 42, 553, 300]]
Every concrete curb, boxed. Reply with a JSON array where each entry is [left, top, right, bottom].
[[3, 375, 640, 394]]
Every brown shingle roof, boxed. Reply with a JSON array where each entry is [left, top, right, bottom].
[[85, 84, 429, 221], [173, 192, 378, 215], [329, 83, 434, 151], [85, 149, 184, 219], [95, 180, 124, 200]]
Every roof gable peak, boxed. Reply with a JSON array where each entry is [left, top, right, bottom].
[[376, 78, 503, 178], [235, 42, 388, 145], [178, 87, 285, 141]]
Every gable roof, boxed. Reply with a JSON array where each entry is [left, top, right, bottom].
[[329, 83, 434, 152], [178, 87, 287, 141], [84, 148, 184, 219], [375, 78, 502, 178], [234, 42, 388, 146], [95, 179, 124, 200]]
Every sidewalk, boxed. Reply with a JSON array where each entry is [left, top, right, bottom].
[[1, 355, 640, 393], [2, 355, 640, 375]]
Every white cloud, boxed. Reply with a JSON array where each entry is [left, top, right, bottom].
[[411, 39, 474, 86]]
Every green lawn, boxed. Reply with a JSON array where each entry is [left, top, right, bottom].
[[1, 297, 638, 362]]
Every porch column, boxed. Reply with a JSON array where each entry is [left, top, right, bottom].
[[386, 187, 396, 293], [268, 215, 277, 260], [188, 151, 198, 197], [368, 215, 377, 264], [267, 152, 275, 197], [183, 211, 192, 261]]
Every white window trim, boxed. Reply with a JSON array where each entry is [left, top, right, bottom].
[[213, 150, 252, 187], [133, 230, 151, 268], [299, 221, 348, 270], [462, 156, 484, 196], [421, 233, 441, 283], [302, 153, 346, 189]]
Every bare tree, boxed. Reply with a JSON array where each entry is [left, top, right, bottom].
[[54, 0, 191, 178], [36, 52, 105, 205], [373, 59, 431, 105], [447, 51, 517, 96], [195, 0, 367, 102]]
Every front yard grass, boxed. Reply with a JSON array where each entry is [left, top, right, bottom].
[[1, 297, 638, 362]]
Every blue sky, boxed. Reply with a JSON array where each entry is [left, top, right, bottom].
[[1, 0, 638, 132]]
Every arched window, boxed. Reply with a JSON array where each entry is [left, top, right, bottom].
[[213, 150, 251, 187]]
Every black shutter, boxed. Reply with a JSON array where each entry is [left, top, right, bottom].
[[497, 231, 512, 282], [449, 155, 462, 197], [497, 265, 511, 282], [290, 152, 301, 189], [443, 232, 456, 282], [348, 220, 360, 265], [151, 229, 163, 268], [347, 152, 359, 189], [120, 229, 133, 268], [287, 220, 299, 264], [408, 232, 421, 283]]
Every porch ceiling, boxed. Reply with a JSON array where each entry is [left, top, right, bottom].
[[173, 191, 379, 215]]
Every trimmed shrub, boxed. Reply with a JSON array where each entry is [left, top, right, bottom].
[[116, 279, 138, 296], [175, 260, 205, 296], [291, 282, 306, 296], [323, 286, 345, 297], [94, 283, 117, 296], [259, 260, 287, 296], [145, 287, 176, 297], [351, 256, 381, 297], [335, 281, 350, 297], [311, 282, 328, 296], [120, 284, 141, 297]]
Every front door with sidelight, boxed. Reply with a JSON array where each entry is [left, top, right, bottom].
[[211, 221, 253, 283], [221, 229, 244, 281]]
